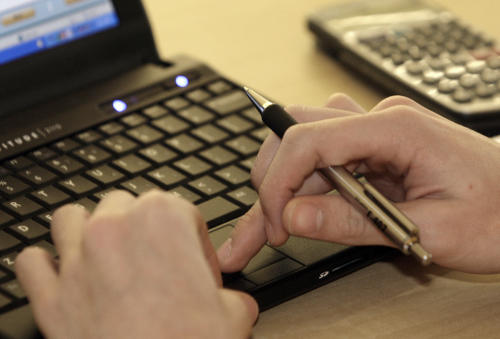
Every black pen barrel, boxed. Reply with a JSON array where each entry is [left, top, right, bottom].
[[262, 104, 298, 138]]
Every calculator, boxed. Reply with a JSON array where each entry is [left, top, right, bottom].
[[308, 0, 500, 135]]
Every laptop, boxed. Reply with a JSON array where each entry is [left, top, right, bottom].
[[0, 1, 393, 337]]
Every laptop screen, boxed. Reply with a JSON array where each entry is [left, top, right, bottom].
[[0, 0, 119, 65]]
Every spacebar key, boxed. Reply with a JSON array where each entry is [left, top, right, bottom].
[[197, 197, 240, 227]]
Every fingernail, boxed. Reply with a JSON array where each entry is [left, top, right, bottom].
[[264, 217, 275, 245], [285, 202, 323, 234], [217, 238, 232, 263]]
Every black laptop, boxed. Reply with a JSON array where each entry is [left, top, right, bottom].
[[0, 1, 392, 337]]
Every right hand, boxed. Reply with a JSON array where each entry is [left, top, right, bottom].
[[217, 94, 500, 274]]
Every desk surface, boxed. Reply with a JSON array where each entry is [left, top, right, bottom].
[[142, 0, 500, 337]]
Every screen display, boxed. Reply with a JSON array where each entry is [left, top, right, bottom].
[[0, 0, 119, 65]]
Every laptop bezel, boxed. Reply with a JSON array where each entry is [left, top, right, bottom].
[[0, 0, 159, 114]]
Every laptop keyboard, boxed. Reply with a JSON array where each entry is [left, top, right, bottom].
[[0, 78, 269, 316]]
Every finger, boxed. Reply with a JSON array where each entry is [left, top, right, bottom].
[[90, 190, 135, 219], [252, 105, 361, 190], [282, 194, 394, 247], [219, 289, 259, 335], [370, 95, 445, 119], [133, 190, 223, 284], [217, 201, 268, 272], [51, 204, 89, 258], [324, 92, 367, 113], [15, 247, 58, 329], [258, 107, 430, 245]]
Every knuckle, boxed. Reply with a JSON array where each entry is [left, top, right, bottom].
[[326, 92, 354, 106], [376, 95, 418, 110]]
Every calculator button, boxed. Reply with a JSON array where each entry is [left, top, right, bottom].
[[408, 46, 424, 61], [445, 65, 466, 79], [481, 68, 500, 83], [391, 52, 407, 66], [486, 56, 500, 69], [475, 83, 497, 98], [426, 44, 443, 57], [452, 87, 474, 103], [422, 70, 444, 85], [466, 60, 486, 73], [437, 79, 459, 94], [405, 61, 426, 75], [459, 74, 480, 89], [427, 58, 451, 71], [450, 53, 472, 65]]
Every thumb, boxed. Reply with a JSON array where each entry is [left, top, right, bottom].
[[219, 288, 259, 335], [282, 194, 395, 247]]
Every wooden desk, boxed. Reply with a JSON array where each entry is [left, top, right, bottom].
[[142, 0, 500, 337]]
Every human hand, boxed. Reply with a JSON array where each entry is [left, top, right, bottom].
[[15, 190, 258, 339], [217, 94, 500, 274]]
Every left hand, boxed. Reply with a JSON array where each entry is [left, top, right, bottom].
[[16, 190, 258, 339]]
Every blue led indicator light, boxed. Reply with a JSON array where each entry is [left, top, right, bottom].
[[175, 75, 189, 88], [112, 100, 127, 113]]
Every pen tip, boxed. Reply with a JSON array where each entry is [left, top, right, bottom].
[[409, 243, 433, 266], [242, 86, 273, 113]]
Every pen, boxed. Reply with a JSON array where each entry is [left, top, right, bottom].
[[244, 86, 432, 266]]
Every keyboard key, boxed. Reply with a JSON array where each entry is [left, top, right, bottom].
[[4, 156, 33, 171], [0, 253, 17, 273], [29, 147, 57, 161], [58, 175, 98, 196], [143, 105, 168, 119], [178, 106, 214, 125], [227, 186, 258, 207], [100, 135, 138, 154], [215, 165, 250, 185], [225, 136, 260, 155], [52, 138, 80, 152], [0, 166, 9, 177], [86, 165, 125, 185], [35, 212, 53, 227], [169, 186, 201, 203], [1, 280, 26, 299], [76, 130, 103, 144], [147, 166, 186, 187], [166, 134, 204, 154], [0, 211, 14, 227], [174, 156, 212, 176], [242, 107, 262, 124], [217, 115, 254, 134], [244, 258, 302, 285], [73, 145, 111, 165], [29, 186, 71, 208], [126, 125, 164, 144], [251, 127, 270, 142], [9, 220, 49, 241], [92, 187, 119, 201], [33, 240, 57, 257], [99, 121, 125, 135], [0, 305, 39, 339], [242, 246, 285, 275], [0, 176, 30, 197], [208, 225, 233, 249], [204, 90, 251, 115], [200, 146, 237, 166], [191, 124, 228, 144], [119, 177, 159, 196], [152, 115, 190, 135], [207, 80, 232, 94], [0, 294, 12, 309], [112, 155, 152, 175], [73, 198, 97, 213], [189, 176, 227, 196], [276, 236, 347, 265], [46, 155, 84, 175], [164, 97, 190, 111], [3, 197, 43, 218], [0, 232, 22, 253], [139, 144, 177, 164], [197, 197, 240, 226], [121, 113, 147, 127], [240, 156, 256, 170], [186, 89, 211, 103], [18, 166, 57, 185]]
